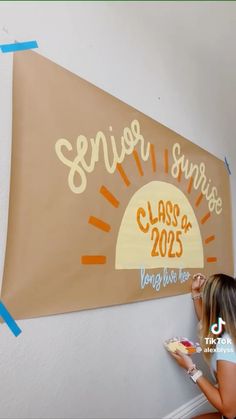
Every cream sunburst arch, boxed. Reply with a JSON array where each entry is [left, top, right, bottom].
[[116, 180, 204, 270]]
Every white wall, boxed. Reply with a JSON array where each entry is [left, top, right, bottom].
[[0, 2, 235, 418]]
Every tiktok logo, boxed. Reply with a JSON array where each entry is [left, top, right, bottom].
[[210, 317, 226, 335]]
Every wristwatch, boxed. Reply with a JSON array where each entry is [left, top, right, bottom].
[[190, 369, 203, 383], [187, 365, 203, 383]]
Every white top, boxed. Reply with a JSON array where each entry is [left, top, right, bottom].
[[211, 332, 236, 379]]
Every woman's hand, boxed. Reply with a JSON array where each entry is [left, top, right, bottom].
[[170, 350, 194, 371], [192, 273, 206, 294]]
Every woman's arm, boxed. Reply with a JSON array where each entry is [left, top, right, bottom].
[[191, 273, 206, 321], [196, 361, 236, 418], [192, 292, 202, 321], [171, 351, 236, 418]]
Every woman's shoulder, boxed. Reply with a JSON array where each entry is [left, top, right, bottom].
[[216, 332, 236, 363]]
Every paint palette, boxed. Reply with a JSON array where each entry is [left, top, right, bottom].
[[164, 337, 202, 355]]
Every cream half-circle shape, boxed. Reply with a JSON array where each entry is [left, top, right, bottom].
[[115, 181, 204, 270]]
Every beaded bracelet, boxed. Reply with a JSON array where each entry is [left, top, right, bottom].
[[191, 293, 202, 300], [187, 364, 197, 375]]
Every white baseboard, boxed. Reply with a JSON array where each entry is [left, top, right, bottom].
[[164, 393, 210, 419]]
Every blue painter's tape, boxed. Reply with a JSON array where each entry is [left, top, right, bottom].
[[0, 301, 22, 337], [0, 40, 38, 53], [224, 157, 231, 175]]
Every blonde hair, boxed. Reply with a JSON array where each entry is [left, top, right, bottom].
[[199, 274, 236, 362]]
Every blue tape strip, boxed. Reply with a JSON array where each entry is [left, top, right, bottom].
[[0, 40, 38, 53], [0, 301, 22, 337], [224, 157, 231, 175]]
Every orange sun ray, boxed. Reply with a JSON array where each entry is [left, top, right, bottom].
[[88, 216, 111, 233], [177, 167, 182, 183], [195, 192, 203, 208], [164, 149, 168, 173], [81, 256, 107, 265], [150, 144, 156, 172], [133, 150, 144, 176], [100, 185, 120, 208], [207, 257, 217, 263], [187, 177, 193, 194], [205, 235, 215, 244], [201, 211, 211, 225], [116, 163, 130, 187]]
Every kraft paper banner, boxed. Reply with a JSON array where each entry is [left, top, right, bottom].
[[1, 51, 233, 320]]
